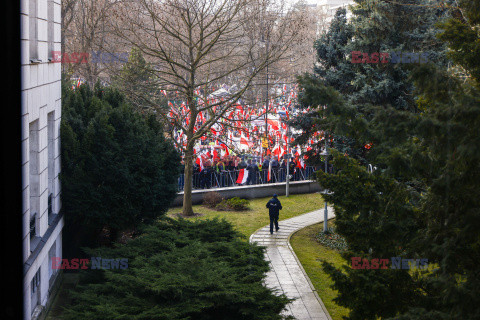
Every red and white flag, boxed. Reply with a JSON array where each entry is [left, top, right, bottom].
[[236, 168, 249, 184], [220, 143, 229, 155], [297, 157, 305, 169], [267, 161, 272, 182], [196, 156, 204, 172]]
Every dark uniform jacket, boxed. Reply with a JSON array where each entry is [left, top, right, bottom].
[[246, 163, 258, 175], [266, 198, 282, 216], [238, 161, 247, 169], [262, 159, 270, 170], [270, 159, 279, 168]]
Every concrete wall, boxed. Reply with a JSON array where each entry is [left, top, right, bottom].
[[172, 180, 321, 207]]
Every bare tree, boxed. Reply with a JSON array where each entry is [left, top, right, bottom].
[[62, 0, 124, 84], [108, 0, 304, 216]]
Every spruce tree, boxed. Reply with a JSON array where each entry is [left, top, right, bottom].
[[61, 82, 180, 250], [290, 1, 469, 319]]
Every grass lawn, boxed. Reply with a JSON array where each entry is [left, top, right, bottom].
[[290, 220, 350, 320], [46, 193, 326, 319], [167, 192, 325, 239]]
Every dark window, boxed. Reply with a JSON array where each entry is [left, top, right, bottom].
[[30, 213, 36, 239], [48, 194, 53, 216]]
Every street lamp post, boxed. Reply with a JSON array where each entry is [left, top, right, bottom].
[[285, 118, 290, 197], [264, 39, 269, 155], [321, 133, 329, 233]]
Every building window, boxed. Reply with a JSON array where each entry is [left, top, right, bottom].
[[31, 269, 41, 313], [29, 0, 39, 63], [29, 120, 39, 233], [48, 112, 55, 221], [31, 270, 40, 295], [48, 194, 53, 219], [30, 213, 36, 239], [48, 241, 57, 282], [47, 0, 54, 61]]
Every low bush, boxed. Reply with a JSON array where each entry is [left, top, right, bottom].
[[216, 197, 250, 211], [315, 227, 348, 252], [203, 191, 224, 208]]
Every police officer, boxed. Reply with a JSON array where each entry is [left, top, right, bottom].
[[246, 159, 258, 185], [266, 194, 282, 234]]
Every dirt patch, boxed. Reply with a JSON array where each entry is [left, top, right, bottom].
[[175, 212, 205, 219]]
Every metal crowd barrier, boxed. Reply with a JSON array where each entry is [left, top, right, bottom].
[[177, 166, 317, 191]]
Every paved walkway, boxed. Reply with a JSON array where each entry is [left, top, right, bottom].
[[249, 208, 336, 320]]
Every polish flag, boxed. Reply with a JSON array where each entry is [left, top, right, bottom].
[[279, 146, 285, 159], [220, 143, 229, 155], [240, 137, 249, 147], [196, 156, 204, 172], [267, 161, 272, 181], [273, 145, 281, 158], [297, 157, 305, 169], [236, 168, 249, 184], [267, 120, 279, 131]]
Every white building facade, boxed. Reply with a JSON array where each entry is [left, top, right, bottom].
[[21, 0, 63, 319]]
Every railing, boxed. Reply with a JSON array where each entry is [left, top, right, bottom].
[[177, 166, 318, 191]]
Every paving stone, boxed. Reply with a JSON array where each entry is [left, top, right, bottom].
[[250, 208, 335, 320]]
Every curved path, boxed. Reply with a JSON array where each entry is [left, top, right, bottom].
[[249, 208, 336, 320]]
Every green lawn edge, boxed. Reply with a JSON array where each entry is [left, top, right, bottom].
[[290, 221, 350, 320], [168, 192, 326, 239]]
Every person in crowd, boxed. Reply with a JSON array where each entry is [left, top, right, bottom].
[[234, 156, 241, 169], [246, 159, 258, 185], [280, 158, 287, 182], [270, 156, 279, 183], [193, 159, 200, 188], [266, 194, 282, 235], [238, 157, 247, 169], [202, 158, 213, 189], [217, 158, 226, 187], [226, 156, 235, 171], [289, 157, 296, 181], [217, 158, 225, 172], [262, 156, 270, 183]]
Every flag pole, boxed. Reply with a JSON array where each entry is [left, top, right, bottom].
[[286, 118, 290, 197]]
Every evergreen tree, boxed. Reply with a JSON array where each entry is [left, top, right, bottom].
[[63, 218, 293, 320], [61, 81, 180, 250], [113, 47, 163, 112], [292, 1, 449, 164], [396, 1, 480, 318], [289, 1, 480, 319]]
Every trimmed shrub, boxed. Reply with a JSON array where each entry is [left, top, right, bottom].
[[62, 218, 292, 319], [216, 197, 250, 211], [203, 191, 224, 208]]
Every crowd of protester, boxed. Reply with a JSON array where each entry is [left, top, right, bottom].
[[178, 154, 318, 191]]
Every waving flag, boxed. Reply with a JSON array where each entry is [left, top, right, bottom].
[[267, 120, 279, 131], [196, 156, 204, 172], [297, 157, 305, 169], [267, 161, 272, 182], [220, 143, 229, 156], [236, 168, 249, 184]]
